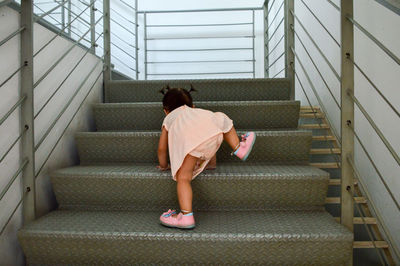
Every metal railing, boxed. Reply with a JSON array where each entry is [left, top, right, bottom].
[[0, 0, 105, 237], [277, 0, 400, 264]]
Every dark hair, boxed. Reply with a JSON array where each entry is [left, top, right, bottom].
[[160, 85, 196, 112]]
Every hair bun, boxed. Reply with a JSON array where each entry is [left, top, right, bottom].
[[189, 84, 197, 92]]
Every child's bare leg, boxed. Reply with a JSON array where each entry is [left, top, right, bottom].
[[223, 126, 240, 151], [174, 154, 198, 216], [205, 154, 216, 170]]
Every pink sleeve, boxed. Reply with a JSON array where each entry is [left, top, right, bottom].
[[162, 116, 169, 131]]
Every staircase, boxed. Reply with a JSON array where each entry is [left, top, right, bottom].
[[18, 78, 353, 264]]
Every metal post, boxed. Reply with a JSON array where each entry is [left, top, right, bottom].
[[90, 0, 96, 53], [67, 0, 71, 36], [341, 1, 354, 263], [264, 0, 269, 77], [135, 0, 139, 80], [61, 0, 66, 32], [103, 0, 111, 101], [20, 0, 36, 223], [252, 10, 255, 78], [285, 0, 295, 99], [144, 12, 148, 80]]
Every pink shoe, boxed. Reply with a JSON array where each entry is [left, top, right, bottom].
[[160, 211, 195, 229], [233, 132, 256, 161]]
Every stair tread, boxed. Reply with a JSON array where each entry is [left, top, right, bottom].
[[52, 163, 329, 180], [93, 100, 300, 107], [20, 210, 352, 241]]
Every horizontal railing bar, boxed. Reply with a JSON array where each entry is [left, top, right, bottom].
[[0, 95, 27, 127], [268, 0, 284, 29], [148, 71, 253, 76], [33, 2, 93, 57], [266, 0, 277, 18], [33, 15, 102, 89], [346, 15, 400, 65], [0, 27, 25, 48], [34, 32, 103, 119], [348, 57, 400, 118], [326, 0, 340, 11], [267, 17, 284, 43], [0, 196, 23, 236], [291, 48, 341, 144], [0, 64, 25, 89], [146, 35, 254, 40], [347, 124, 400, 211], [291, 9, 341, 81], [118, 0, 136, 11], [110, 32, 136, 48], [148, 47, 253, 52], [266, 34, 284, 59], [110, 7, 135, 26], [35, 67, 104, 178], [347, 90, 400, 166], [146, 59, 254, 64], [147, 22, 253, 27], [0, 128, 27, 165], [300, 0, 340, 46], [292, 26, 341, 109], [266, 51, 285, 70], [138, 7, 263, 14], [34, 1, 66, 21], [0, 159, 29, 202], [34, 0, 57, 4], [111, 54, 137, 72], [111, 42, 136, 60], [272, 67, 285, 78], [34, 61, 101, 152]]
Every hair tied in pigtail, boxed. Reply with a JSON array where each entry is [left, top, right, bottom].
[[189, 84, 197, 93], [159, 84, 171, 95]]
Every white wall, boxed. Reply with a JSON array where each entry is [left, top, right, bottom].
[[292, 0, 400, 261], [0, 6, 103, 265]]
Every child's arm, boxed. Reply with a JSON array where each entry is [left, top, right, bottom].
[[157, 126, 169, 170]]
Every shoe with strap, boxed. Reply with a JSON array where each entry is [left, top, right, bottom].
[[233, 132, 256, 161], [160, 210, 195, 229]]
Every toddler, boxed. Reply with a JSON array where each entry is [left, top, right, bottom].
[[157, 85, 256, 229]]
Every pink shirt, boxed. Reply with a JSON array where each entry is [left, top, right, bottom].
[[162, 105, 233, 179]]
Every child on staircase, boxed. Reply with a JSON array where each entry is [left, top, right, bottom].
[[157, 85, 256, 229]]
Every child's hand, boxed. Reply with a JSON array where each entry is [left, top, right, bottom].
[[156, 165, 170, 171]]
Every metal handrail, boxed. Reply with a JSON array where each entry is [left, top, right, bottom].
[[346, 15, 400, 65], [147, 22, 253, 27], [111, 42, 136, 60], [347, 123, 400, 211], [148, 47, 253, 52], [33, 15, 103, 89], [0, 128, 27, 164], [0, 27, 25, 48], [292, 25, 341, 109], [267, 17, 284, 43], [146, 35, 255, 40], [347, 90, 400, 167], [266, 51, 285, 71], [0, 63, 26, 89], [0, 196, 23, 235], [347, 56, 400, 118], [33, 2, 93, 57], [34, 61, 101, 152], [34, 32, 104, 119], [267, 0, 284, 29], [34, 0, 66, 22], [265, 34, 284, 59], [290, 9, 341, 81], [118, 0, 136, 11], [266, 0, 277, 18], [0, 95, 27, 127], [291, 46, 341, 144], [146, 60, 254, 64], [137, 7, 263, 14], [0, 159, 29, 202], [147, 71, 253, 76], [299, 0, 340, 47], [272, 67, 285, 78], [35, 66, 104, 177], [326, 0, 340, 11]]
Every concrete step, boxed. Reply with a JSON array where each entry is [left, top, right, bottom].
[[51, 163, 329, 211], [107, 78, 291, 102], [76, 130, 312, 165], [18, 210, 352, 265], [93, 101, 300, 131]]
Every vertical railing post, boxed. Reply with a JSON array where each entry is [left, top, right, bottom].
[[285, 0, 295, 99], [144, 12, 147, 80], [263, 0, 269, 78], [103, 0, 111, 101], [340, 0, 354, 232], [252, 10, 255, 78], [90, 0, 96, 53], [67, 0, 71, 36], [135, 0, 139, 80], [20, 0, 36, 223], [61, 0, 66, 32]]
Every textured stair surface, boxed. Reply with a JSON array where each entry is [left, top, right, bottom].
[[107, 78, 291, 102], [94, 101, 300, 131], [76, 130, 312, 165], [51, 163, 329, 211], [18, 210, 353, 265]]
